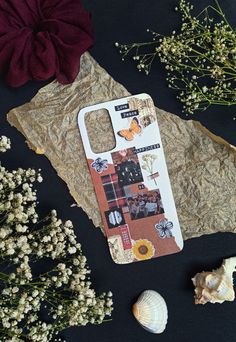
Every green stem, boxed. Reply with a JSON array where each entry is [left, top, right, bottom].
[[214, 0, 234, 31]]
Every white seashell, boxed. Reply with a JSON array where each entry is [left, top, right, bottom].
[[132, 290, 168, 334], [192, 256, 236, 305]]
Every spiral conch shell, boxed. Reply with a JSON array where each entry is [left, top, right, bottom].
[[132, 290, 168, 333], [192, 256, 236, 305]]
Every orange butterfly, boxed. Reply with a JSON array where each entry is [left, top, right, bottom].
[[117, 117, 142, 141]]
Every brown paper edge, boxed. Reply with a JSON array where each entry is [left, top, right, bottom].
[[193, 121, 236, 159]]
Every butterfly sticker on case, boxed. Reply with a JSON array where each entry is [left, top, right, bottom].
[[117, 117, 142, 141]]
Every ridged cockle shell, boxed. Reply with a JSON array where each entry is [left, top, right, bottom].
[[132, 290, 168, 333]]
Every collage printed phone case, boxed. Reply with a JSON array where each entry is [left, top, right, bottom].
[[78, 94, 183, 264]]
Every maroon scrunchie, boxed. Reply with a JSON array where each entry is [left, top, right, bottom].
[[0, 0, 93, 87]]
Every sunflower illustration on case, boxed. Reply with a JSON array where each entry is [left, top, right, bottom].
[[117, 117, 142, 141], [132, 239, 155, 260]]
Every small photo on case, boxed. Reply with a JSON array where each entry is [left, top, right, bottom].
[[112, 147, 143, 187], [126, 188, 164, 220]]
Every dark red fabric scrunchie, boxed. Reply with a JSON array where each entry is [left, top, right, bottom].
[[0, 0, 93, 87]]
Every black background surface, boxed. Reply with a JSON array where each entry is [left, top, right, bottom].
[[1, 1, 236, 341]]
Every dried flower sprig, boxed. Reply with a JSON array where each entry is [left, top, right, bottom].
[[115, 0, 236, 114], [0, 137, 113, 342], [141, 154, 158, 185]]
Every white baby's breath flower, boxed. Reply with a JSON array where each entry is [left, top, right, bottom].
[[0, 138, 113, 341], [68, 246, 76, 254], [0, 136, 11, 153], [116, 0, 236, 114]]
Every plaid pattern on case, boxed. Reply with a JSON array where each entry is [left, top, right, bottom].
[[101, 174, 127, 209]]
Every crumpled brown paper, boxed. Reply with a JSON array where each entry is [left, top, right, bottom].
[[7, 52, 236, 240]]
